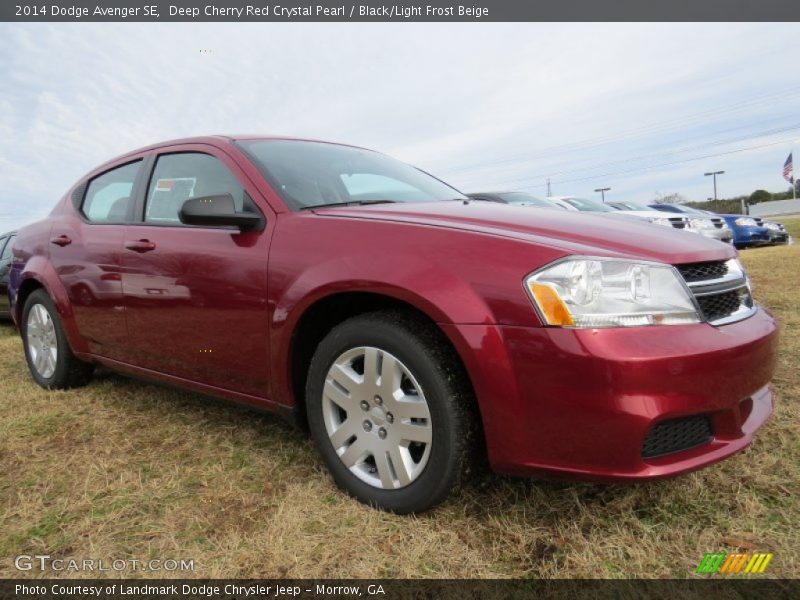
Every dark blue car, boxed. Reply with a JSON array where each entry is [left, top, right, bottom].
[[716, 215, 772, 248], [650, 204, 771, 249]]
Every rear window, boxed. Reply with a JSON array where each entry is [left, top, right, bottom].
[[82, 161, 142, 223]]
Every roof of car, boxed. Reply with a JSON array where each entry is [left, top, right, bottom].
[[104, 135, 377, 168]]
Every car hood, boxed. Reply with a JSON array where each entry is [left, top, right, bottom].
[[311, 201, 736, 264]]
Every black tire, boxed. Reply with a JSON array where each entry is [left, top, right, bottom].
[[21, 289, 94, 389], [306, 311, 477, 513]]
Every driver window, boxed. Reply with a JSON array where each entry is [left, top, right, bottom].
[[146, 153, 245, 224]]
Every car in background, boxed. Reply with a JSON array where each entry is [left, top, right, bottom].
[[648, 204, 733, 244], [8, 136, 779, 513], [605, 200, 693, 233], [709, 214, 772, 248], [693, 210, 789, 246], [466, 191, 565, 209], [763, 220, 790, 245], [548, 196, 693, 233], [0, 231, 17, 319]]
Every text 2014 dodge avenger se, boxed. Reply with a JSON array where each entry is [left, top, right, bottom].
[[9, 137, 778, 513]]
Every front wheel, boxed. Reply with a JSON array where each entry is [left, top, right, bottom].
[[22, 289, 94, 389], [306, 311, 476, 513]]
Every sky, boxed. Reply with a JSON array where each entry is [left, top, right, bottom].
[[1, 22, 799, 231]]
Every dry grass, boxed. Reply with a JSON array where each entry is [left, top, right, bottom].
[[1, 221, 799, 580]]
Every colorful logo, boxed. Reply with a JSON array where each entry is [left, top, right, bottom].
[[697, 552, 773, 574]]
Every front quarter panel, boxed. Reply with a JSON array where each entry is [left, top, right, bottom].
[[268, 212, 568, 406]]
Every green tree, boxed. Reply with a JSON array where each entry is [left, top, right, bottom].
[[748, 189, 771, 204]]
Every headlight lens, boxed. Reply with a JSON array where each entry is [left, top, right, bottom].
[[690, 218, 715, 229], [735, 217, 758, 227], [765, 222, 782, 231], [525, 258, 701, 327]]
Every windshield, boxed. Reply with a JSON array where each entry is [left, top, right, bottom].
[[497, 192, 558, 208], [652, 204, 691, 214], [237, 140, 466, 210], [562, 197, 614, 212], [616, 201, 654, 211]]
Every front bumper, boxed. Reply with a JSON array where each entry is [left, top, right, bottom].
[[442, 307, 778, 480], [735, 227, 771, 246], [767, 231, 789, 244]]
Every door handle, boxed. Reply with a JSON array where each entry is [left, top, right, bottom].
[[124, 239, 156, 253], [50, 235, 72, 247]]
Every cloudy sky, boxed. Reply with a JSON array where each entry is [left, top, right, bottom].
[[1, 22, 799, 231]]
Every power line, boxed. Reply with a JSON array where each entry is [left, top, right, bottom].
[[495, 122, 800, 186], [512, 136, 797, 190], [446, 85, 800, 174]]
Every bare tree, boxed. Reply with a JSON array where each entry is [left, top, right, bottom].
[[653, 191, 688, 204]]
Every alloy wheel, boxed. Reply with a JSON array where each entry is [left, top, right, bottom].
[[26, 303, 58, 379]]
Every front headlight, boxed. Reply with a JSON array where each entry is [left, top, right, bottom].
[[735, 217, 758, 227], [525, 258, 701, 327], [690, 218, 715, 229], [648, 217, 673, 227]]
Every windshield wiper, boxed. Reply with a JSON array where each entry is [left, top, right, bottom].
[[301, 199, 398, 210]]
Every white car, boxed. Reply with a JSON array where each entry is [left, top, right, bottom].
[[547, 196, 693, 233]]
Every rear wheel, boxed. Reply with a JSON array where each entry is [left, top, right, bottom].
[[22, 289, 94, 389], [306, 311, 476, 513]]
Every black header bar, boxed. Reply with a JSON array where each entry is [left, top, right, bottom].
[[2, 0, 798, 22]]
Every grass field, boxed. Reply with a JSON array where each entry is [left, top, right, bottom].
[[1, 221, 798, 579]]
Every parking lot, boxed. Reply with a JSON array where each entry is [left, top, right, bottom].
[[1, 219, 797, 579]]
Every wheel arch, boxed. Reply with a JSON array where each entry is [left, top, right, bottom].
[[14, 277, 44, 325], [285, 290, 483, 436], [14, 261, 89, 355]]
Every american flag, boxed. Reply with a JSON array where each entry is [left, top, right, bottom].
[[783, 153, 794, 183]]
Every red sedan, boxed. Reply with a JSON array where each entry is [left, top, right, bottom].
[[9, 137, 778, 513]]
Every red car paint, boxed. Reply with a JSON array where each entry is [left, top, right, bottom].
[[10, 136, 778, 480]]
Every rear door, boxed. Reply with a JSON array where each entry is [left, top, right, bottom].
[[0, 235, 13, 315], [48, 159, 145, 359], [120, 145, 273, 397]]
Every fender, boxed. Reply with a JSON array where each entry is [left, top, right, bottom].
[[268, 251, 497, 408]]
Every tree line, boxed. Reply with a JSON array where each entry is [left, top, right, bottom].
[[655, 183, 798, 214]]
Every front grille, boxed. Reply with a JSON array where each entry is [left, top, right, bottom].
[[642, 415, 713, 459], [675, 259, 754, 325], [696, 289, 751, 322], [676, 261, 728, 283]]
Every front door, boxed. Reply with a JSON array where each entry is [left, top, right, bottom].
[[120, 149, 272, 398]]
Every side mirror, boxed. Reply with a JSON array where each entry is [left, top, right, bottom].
[[179, 194, 264, 231]]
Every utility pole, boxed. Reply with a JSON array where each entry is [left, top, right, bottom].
[[594, 187, 611, 203], [704, 170, 725, 201], [546, 178, 551, 197]]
